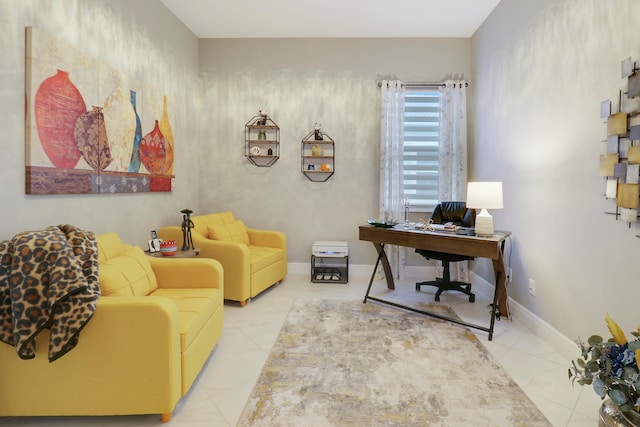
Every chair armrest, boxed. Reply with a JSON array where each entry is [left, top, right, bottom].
[[148, 257, 223, 290], [159, 226, 251, 302], [194, 235, 249, 263], [246, 228, 287, 249], [158, 226, 248, 260], [191, 233, 251, 302]]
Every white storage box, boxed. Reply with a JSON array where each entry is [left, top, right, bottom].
[[311, 241, 348, 284], [312, 241, 348, 258]]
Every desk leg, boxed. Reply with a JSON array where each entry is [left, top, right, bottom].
[[373, 242, 394, 290], [491, 241, 510, 319], [488, 269, 503, 341], [363, 243, 396, 304]]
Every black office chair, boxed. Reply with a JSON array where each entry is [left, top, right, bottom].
[[415, 201, 476, 303]]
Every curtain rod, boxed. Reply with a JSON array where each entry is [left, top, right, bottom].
[[377, 81, 468, 88]]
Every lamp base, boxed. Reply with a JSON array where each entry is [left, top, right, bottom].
[[474, 209, 494, 237]]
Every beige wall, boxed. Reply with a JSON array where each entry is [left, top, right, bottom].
[[0, 0, 201, 245], [472, 0, 640, 338], [199, 38, 472, 264], [3, 0, 632, 340], [0, 2, 472, 266]]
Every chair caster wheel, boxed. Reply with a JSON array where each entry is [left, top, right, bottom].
[[415, 284, 420, 291], [469, 295, 475, 303]]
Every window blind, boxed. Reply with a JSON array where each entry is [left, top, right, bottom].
[[403, 90, 440, 211]]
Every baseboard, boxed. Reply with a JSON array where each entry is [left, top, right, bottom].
[[469, 271, 577, 360]]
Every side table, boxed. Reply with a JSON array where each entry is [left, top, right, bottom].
[[146, 248, 200, 258]]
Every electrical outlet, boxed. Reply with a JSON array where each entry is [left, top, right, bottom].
[[508, 268, 513, 283], [528, 279, 536, 296]]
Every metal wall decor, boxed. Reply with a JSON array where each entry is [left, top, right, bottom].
[[600, 56, 640, 231], [301, 123, 335, 182], [245, 110, 280, 167]]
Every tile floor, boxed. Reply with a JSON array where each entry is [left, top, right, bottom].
[[0, 272, 603, 426]]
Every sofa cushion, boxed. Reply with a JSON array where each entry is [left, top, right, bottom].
[[99, 246, 158, 296], [150, 288, 222, 351], [207, 220, 249, 244], [249, 246, 285, 273], [97, 232, 128, 263], [192, 212, 235, 236]]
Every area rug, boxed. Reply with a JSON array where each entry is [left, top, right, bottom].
[[238, 300, 551, 427]]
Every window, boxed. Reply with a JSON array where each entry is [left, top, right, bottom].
[[403, 89, 440, 211]]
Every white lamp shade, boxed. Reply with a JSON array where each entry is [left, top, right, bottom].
[[466, 182, 503, 237], [466, 182, 503, 209]]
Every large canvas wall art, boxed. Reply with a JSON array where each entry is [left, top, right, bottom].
[[24, 27, 174, 194]]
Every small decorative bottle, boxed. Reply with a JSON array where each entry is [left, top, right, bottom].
[[403, 199, 410, 228]]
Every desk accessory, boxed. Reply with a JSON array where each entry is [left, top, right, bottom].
[[367, 219, 397, 228]]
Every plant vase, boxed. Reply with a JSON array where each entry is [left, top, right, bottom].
[[599, 399, 640, 427]]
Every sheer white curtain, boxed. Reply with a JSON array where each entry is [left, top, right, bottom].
[[439, 79, 469, 281], [379, 80, 406, 279]]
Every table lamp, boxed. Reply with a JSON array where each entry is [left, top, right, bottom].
[[466, 182, 503, 237]]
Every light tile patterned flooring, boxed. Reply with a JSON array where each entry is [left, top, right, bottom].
[[0, 272, 602, 426]]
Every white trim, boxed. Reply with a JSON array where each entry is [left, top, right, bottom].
[[469, 271, 577, 360]]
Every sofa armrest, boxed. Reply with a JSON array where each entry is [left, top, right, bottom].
[[0, 295, 183, 417], [149, 257, 223, 290], [92, 295, 180, 347], [246, 228, 287, 249]]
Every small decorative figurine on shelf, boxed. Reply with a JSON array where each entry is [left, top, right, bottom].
[[314, 122, 323, 140], [180, 208, 194, 251], [257, 109, 268, 126]]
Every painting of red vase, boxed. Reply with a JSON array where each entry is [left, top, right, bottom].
[[24, 27, 175, 195]]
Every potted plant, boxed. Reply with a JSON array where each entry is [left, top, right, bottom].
[[568, 314, 640, 425]]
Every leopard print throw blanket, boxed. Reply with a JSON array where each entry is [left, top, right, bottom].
[[0, 225, 100, 362]]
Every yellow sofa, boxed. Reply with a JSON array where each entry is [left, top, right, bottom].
[[0, 232, 224, 422], [159, 211, 287, 306]]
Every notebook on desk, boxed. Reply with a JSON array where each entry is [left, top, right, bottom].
[[428, 223, 459, 232]]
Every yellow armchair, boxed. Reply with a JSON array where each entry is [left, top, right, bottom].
[[159, 211, 287, 306], [0, 232, 224, 422]]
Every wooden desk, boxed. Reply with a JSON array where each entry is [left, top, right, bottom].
[[359, 225, 511, 340]]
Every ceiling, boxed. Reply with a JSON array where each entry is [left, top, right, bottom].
[[159, 0, 502, 39]]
